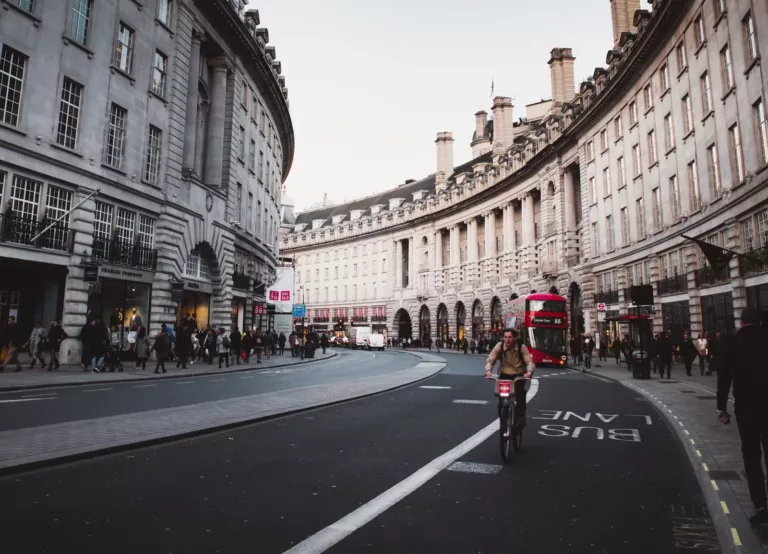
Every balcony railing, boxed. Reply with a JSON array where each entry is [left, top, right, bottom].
[[371, 314, 387, 322], [232, 268, 251, 290], [656, 274, 688, 296], [740, 246, 768, 277], [694, 265, 731, 287], [0, 212, 74, 253], [594, 290, 619, 304], [91, 233, 158, 270]]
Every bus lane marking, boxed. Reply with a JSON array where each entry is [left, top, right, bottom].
[[533, 410, 653, 442]]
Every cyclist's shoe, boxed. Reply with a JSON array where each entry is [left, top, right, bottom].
[[749, 508, 768, 527]]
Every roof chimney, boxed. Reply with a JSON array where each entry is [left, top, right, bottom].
[[548, 48, 576, 104], [491, 97, 514, 155], [471, 111, 491, 158], [435, 132, 455, 192], [610, 0, 641, 46]]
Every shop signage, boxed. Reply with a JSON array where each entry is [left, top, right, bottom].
[[531, 316, 565, 326], [597, 312, 606, 322], [84, 265, 99, 283], [253, 304, 265, 315], [596, 303, 607, 311], [171, 282, 185, 303], [98, 265, 154, 284], [185, 280, 213, 295], [292, 304, 306, 318]]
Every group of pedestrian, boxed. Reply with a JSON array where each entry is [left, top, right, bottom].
[[0, 316, 67, 372], [386, 336, 498, 355]]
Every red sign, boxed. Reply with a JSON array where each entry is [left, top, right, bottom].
[[269, 290, 279, 301], [596, 303, 607, 311], [253, 304, 264, 315], [280, 291, 290, 301]]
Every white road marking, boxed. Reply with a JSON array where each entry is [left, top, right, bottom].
[[680, 382, 734, 404], [0, 398, 55, 403], [447, 461, 502, 475], [281, 379, 539, 554], [419, 385, 451, 390], [176, 381, 195, 385], [133, 384, 157, 388], [240, 375, 255, 379], [83, 388, 112, 392], [21, 393, 58, 398], [452, 399, 489, 405], [210, 378, 226, 382]]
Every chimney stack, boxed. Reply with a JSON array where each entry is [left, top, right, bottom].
[[549, 48, 576, 105], [491, 97, 515, 155], [471, 111, 491, 158], [435, 132, 455, 192], [610, 0, 641, 45]]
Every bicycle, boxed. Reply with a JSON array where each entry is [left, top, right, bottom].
[[486, 374, 530, 463]]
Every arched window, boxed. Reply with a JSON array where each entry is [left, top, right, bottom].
[[185, 248, 211, 279]]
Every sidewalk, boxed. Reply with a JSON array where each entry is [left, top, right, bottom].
[[0, 351, 337, 392], [584, 358, 767, 553]]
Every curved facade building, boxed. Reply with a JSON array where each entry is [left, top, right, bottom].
[[0, 0, 293, 362], [281, 0, 768, 344]]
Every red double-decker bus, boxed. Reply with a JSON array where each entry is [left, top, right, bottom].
[[502, 292, 568, 366]]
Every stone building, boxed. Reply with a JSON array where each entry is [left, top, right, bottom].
[[0, 0, 293, 362], [281, 0, 768, 346]]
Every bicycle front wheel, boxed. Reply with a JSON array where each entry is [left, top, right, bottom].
[[499, 405, 513, 464]]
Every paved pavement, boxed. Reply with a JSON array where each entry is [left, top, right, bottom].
[[0, 349, 339, 391], [0, 350, 444, 473], [0, 352, 726, 553], [583, 358, 768, 552]]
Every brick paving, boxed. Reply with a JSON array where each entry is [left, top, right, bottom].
[[0, 353, 444, 473], [0, 350, 337, 391], [585, 358, 768, 552]]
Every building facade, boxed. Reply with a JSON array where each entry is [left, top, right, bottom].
[[281, 0, 768, 345], [0, 0, 293, 362]]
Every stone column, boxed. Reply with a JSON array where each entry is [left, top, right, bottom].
[[522, 194, 535, 273], [409, 237, 417, 289], [394, 239, 403, 289], [563, 169, 576, 232], [485, 212, 496, 259], [183, 33, 202, 173], [204, 60, 230, 187], [435, 230, 443, 290], [450, 225, 460, 288]]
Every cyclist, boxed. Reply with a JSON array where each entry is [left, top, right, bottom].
[[484, 328, 534, 428]]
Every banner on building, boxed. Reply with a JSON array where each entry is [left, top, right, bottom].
[[266, 267, 294, 314]]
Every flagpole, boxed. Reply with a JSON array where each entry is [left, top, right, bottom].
[[681, 235, 763, 263], [30, 189, 100, 243]]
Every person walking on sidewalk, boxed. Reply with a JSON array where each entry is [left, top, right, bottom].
[[708, 331, 722, 375], [657, 332, 673, 379], [135, 326, 150, 370], [216, 327, 230, 368], [229, 326, 242, 365], [582, 334, 595, 371], [680, 332, 698, 376], [24, 320, 48, 369], [46, 320, 67, 371], [320, 332, 328, 354], [151, 324, 171, 374], [621, 334, 635, 372], [1, 316, 23, 373], [278, 332, 287, 355], [717, 308, 768, 527], [599, 332, 608, 362], [696, 332, 709, 376], [241, 327, 253, 363], [289, 332, 298, 357], [611, 335, 622, 366], [175, 326, 192, 369], [252, 329, 263, 363]]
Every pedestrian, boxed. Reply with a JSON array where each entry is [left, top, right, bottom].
[[151, 324, 171, 374], [569, 335, 577, 364], [90, 318, 109, 373], [166, 325, 176, 362], [289, 332, 298, 357], [263, 331, 272, 359], [582, 334, 594, 371], [657, 332, 673, 378], [717, 309, 768, 527], [24, 320, 47, 369], [612, 335, 622, 366], [599, 332, 608, 361], [175, 326, 191, 369], [0, 316, 23, 373], [621, 334, 634, 372], [320, 332, 329, 354], [708, 331, 722, 375], [204, 329, 216, 364], [279, 332, 287, 355], [681, 331, 697, 376], [108, 324, 123, 372], [229, 326, 242, 365], [696, 332, 709, 376], [135, 326, 150, 370], [216, 327, 230, 368], [253, 329, 263, 363], [242, 326, 253, 363], [191, 332, 201, 363]]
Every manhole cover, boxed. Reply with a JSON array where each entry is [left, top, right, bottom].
[[680, 390, 695, 393], [696, 396, 717, 400], [709, 470, 741, 480], [658, 380, 679, 384]]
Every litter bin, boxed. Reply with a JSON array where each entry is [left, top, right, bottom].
[[632, 349, 651, 379], [304, 343, 316, 358]]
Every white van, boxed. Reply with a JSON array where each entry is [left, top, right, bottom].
[[367, 333, 385, 351], [349, 326, 371, 349]]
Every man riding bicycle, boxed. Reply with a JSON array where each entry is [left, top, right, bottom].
[[484, 328, 535, 427]]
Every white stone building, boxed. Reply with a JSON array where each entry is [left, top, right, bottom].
[[0, 0, 293, 362], [281, 0, 768, 346]]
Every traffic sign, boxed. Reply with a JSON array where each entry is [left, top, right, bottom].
[[596, 303, 607, 311], [292, 304, 306, 318]]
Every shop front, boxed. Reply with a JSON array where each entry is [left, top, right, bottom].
[[700, 292, 734, 335], [176, 279, 213, 331], [661, 300, 690, 346], [231, 297, 246, 330], [746, 283, 768, 325], [596, 309, 621, 341]]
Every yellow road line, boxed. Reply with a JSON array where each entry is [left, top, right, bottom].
[[689, 438, 695, 445], [731, 528, 742, 546], [711, 480, 719, 491], [685, 430, 690, 435], [696, 449, 702, 457], [702, 463, 709, 472], [721, 501, 730, 514]]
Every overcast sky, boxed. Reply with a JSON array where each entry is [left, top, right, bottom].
[[257, 0, 614, 212]]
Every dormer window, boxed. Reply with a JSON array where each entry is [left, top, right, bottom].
[[350, 209, 364, 221], [370, 204, 383, 215], [293, 223, 307, 233], [312, 219, 325, 230], [412, 191, 424, 202], [389, 198, 404, 210], [332, 215, 346, 225]]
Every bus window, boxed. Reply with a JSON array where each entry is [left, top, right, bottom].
[[527, 327, 567, 354], [528, 300, 567, 312]]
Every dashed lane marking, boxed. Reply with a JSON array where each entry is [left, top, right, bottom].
[[702, 463, 709, 472], [731, 528, 742, 546], [452, 399, 489, 405], [82, 388, 112, 392], [711, 480, 719, 491], [210, 378, 226, 382], [240, 375, 255, 379], [696, 449, 702, 457], [720, 501, 730, 514], [21, 392, 57, 398], [419, 385, 451, 390], [446, 461, 502, 475], [133, 384, 157, 388], [0, 398, 55, 403], [175, 381, 195, 385]]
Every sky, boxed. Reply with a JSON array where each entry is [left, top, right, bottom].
[[255, 0, 614, 212]]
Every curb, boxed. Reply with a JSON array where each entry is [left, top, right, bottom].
[[0, 352, 339, 392], [0, 356, 447, 476]]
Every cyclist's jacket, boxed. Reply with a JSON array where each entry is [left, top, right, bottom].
[[485, 341, 534, 377]]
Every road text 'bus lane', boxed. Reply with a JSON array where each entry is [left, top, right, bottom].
[[532, 410, 654, 442]]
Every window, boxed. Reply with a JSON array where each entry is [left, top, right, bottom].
[[9, 0, 33, 12], [660, 63, 670, 92], [152, 51, 168, 96], [94, 201, 113, 241], [10, 175, 41, 218], [694, 15, 706, 47], [603, 167, 611, 197], [352, 285, 357, 301], [363, 262, 368, 275], [643, 84, 653, 111], [115, 22, 135, 74], [56, 78, 83, 149], [324, 268, 329, 281], [743, 12, 757, 64], [636, 198, 646, 238], [305, 270, 310, 282], [45, 185, 73, 247], [614, 115, 623, 140], [629, 101, 638, 126], [68, 0, 92, 45], [682, 95, 693, 134], [707, 144, 722, 197], [382, 258, 387, 273], [237, 126, 245, 159], [246, 192, 253, 231], [115, 207, 136, 243], [664, 113, 675, 151], [620, 208, 630, 246], [742, 218, 755, 251], [137, 214, 155, 250], [714, 0, 725, 19], [144, 125, 162, 184], [0, 46, 27, 128], [104, 103, 127, 169], [729, 124, 745, 183], [669, 175, 681, 219], [688, 161, 701, 212], [334, 266, 339, 279], [721, 44, 734, 89], [588, 176, 597, 204], [372, 260, 377, 274], [701, 72, 713, 114], [756, 99, 768, 166], [315, 269, 319, 280], [652, 187, 662, 229], [632, 144, 641, 176], [249, 140, 256, 170], [617, 156, 626, 188], [343, 265, 348, 278], [600, 129, 608, 151], [586, 140, 595, 161], [235, 183, 243, 222], [676, 41, 687, 72], [592, 222, 600, 256], [353, 264, 358, 277], [606, 215, 615, 251], [157, 0, 171, 25], [648, 129, 658, 165]]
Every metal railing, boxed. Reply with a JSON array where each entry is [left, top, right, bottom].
[[740, 246, 768, 277], [594, 290, 619, 304], [0, 212, 74, 253], [371, 314, 387, 322], [232, 268, 251, 290], [656, 274, 688, 296], [91, 233, 158, 270], [694, 265, 731, 287]]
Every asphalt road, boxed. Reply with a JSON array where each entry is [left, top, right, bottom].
[[0, 350, 415, 431], [0, 352, 719, 553]]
